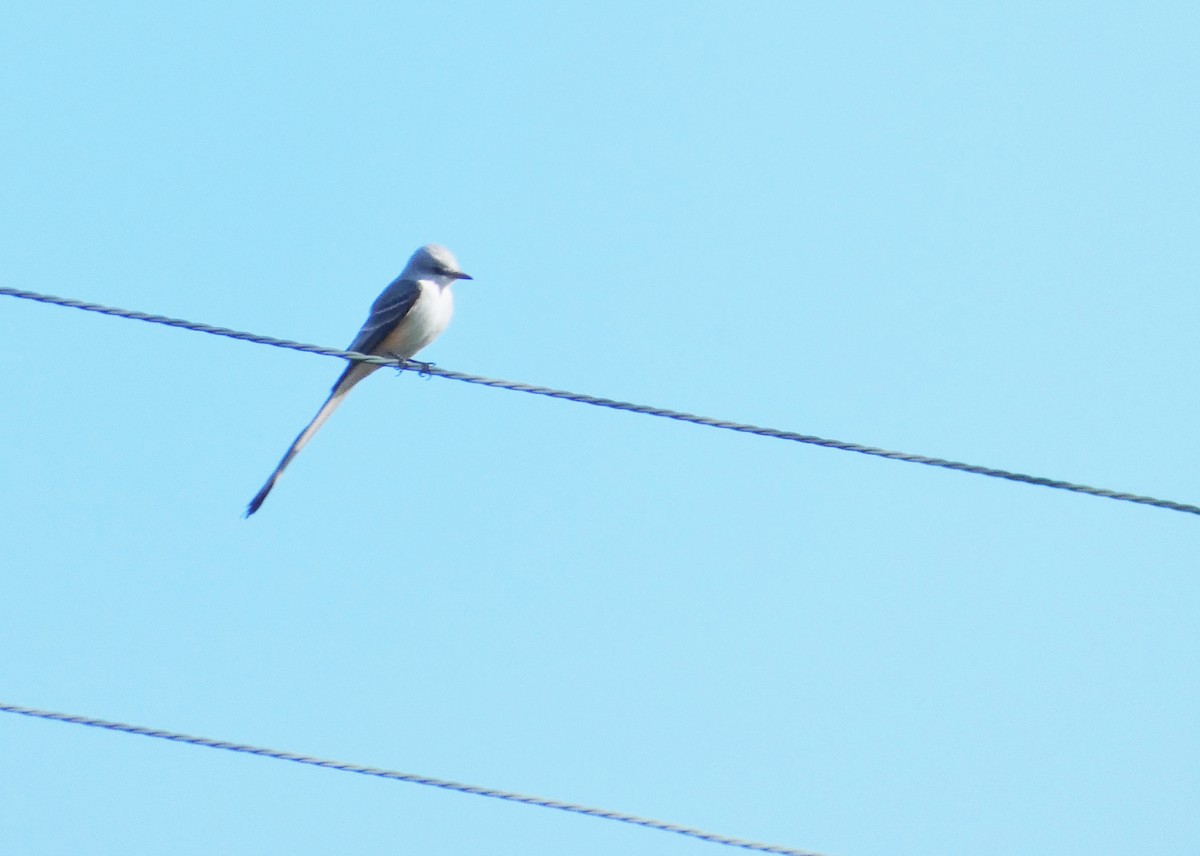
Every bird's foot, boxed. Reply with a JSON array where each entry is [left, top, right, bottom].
[[386, 354, 436, 378], [406, 359, 437, 378]]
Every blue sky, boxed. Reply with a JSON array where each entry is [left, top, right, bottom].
[[1, 3, 1197, 855]]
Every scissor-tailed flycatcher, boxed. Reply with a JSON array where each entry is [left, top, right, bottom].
[[245, 243, 472, 516]]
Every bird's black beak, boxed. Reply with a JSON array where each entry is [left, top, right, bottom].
[[454, 272, 474, 281]]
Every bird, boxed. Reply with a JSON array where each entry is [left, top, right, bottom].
[[245, 243, 472, 516]]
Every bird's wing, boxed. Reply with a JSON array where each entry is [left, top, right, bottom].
[[346, 276, 422, 356]]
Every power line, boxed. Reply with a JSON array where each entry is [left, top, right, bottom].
[[3, 284, 1197, 518], [0, 701, 822, 856]]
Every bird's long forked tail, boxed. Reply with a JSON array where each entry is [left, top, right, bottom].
[[245, 363, 375, 517]]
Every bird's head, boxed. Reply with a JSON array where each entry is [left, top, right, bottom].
[[405, 244, 473, 285]]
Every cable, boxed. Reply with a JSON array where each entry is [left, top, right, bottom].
[[3, 284, 1197, 518], [0, 701, 822, 856]]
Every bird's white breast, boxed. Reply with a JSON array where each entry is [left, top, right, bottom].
[[381, 279, 455, 360]]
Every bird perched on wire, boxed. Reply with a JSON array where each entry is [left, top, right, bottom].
[[245, 243, 473, 516]]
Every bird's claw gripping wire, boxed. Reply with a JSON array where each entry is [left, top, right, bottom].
[[386, 355, 436, 378], [406, 359, 437, 378]]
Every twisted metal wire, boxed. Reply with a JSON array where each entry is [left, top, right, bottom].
[[0, 702, 821, 856], [3, 284, 1197, 517]]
